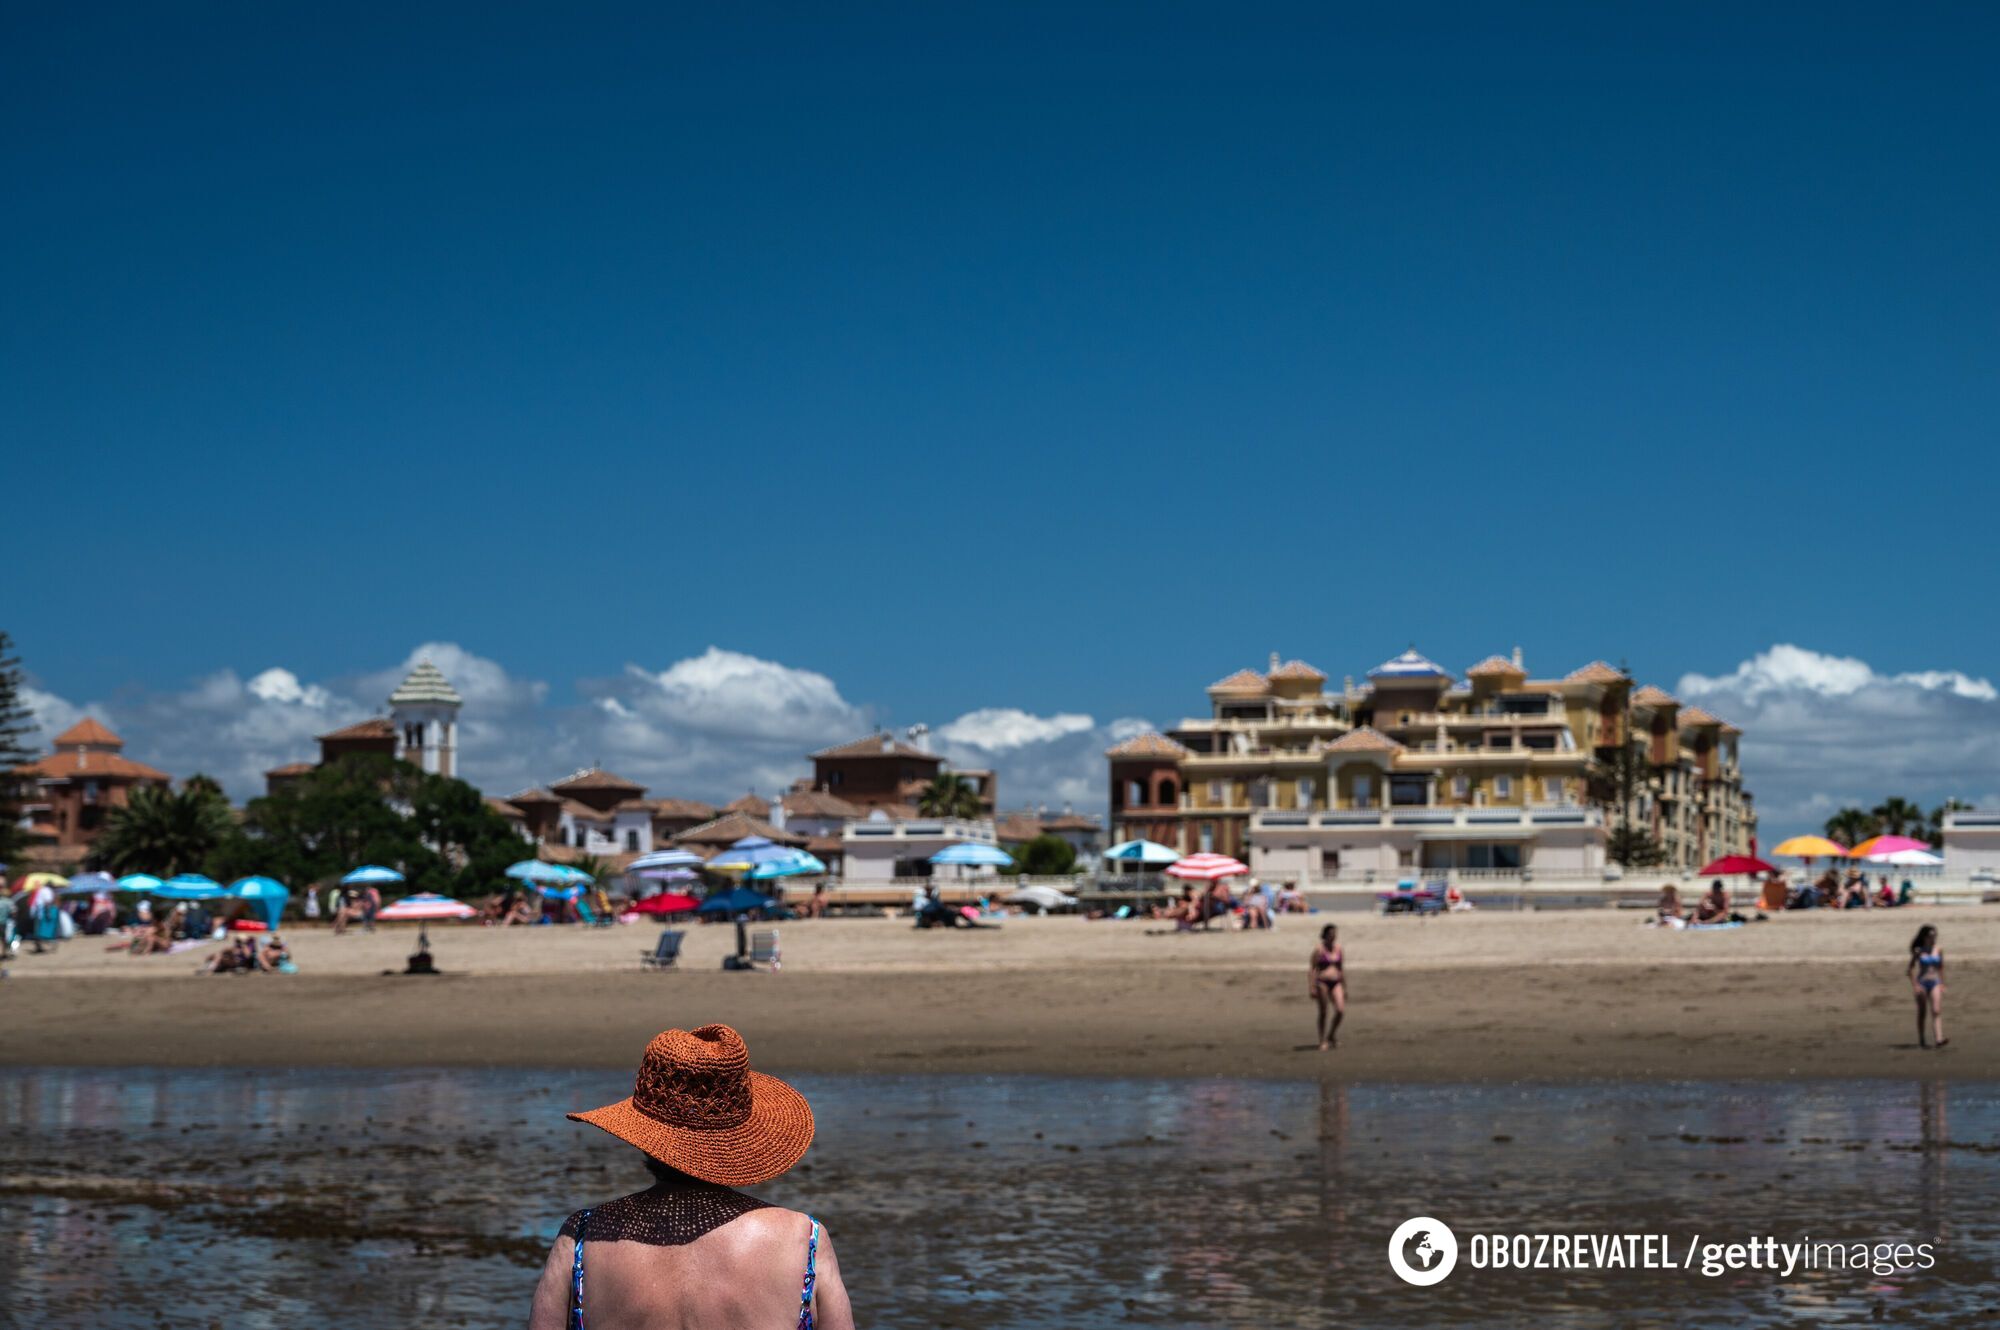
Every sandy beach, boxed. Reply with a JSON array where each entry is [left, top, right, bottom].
[[2, 908, 1990, 1081]]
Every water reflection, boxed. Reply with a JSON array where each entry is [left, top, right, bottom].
[[1, 1069, 1995, 1328]]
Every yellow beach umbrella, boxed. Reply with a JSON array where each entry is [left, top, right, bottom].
[[1773, 835, 1848, 859], [11, 871, 70, 895]]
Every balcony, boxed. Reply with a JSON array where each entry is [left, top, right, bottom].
[[1249, 804, 1601, 834]]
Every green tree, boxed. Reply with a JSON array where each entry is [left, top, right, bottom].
[[916, 772, 983, 820], [91, 781, 235, 876], [1605, 824, 1665, 869], [1823, 806, 1879, 848], [1870, 796, 1927, 838], [1007, 833, 1077, 876], [1925, 799, 1970, 848], [0, 632, 42, 868]]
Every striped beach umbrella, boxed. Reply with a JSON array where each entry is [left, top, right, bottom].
[[1165, 853, 1250, 881], [376, 893, 478, 921]]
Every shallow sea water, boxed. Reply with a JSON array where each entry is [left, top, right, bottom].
[[2, 1068, 1996, 1328]]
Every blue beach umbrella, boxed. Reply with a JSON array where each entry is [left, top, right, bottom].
[[697, 886, 774, 917], [536, 884, 584, 902], [230, 876, 291, 929], [706, 837, 792, 872], [548, 865, 594, 885], [115, 873, 165, 893], [505, 860, 570, 884], [929, 842, 1014, 868], [1103, 840, 1180, 867], [341, 865, 406, 886], [62, 871, 119, 896], [154, 873, 225, 901]]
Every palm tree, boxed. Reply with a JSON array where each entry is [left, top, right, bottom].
[[1870, 796, 1927, 839], [1823, 806, 1879, 850], [1926, 798, 1971, 848], [916, 772, 983, 820], [92, 781, 235, 876]]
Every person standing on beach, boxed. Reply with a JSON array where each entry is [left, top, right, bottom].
[[1908, 926, 1947, 1049], [1309, 924, 1345, 1051], [532, 1023, 854, 1330]]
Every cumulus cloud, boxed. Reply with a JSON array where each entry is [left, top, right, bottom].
[[1679, 644, 2000, 834], [937, 708, 1095, 750], [934, 707, 1135, 814], [20, 684, 92, 746]]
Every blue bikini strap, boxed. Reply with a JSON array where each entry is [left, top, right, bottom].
[[797, 1216, 820, 1330], [571, 1208, 591, 1330]]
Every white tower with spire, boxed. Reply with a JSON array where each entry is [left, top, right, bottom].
[[388, 659, 463, 777]]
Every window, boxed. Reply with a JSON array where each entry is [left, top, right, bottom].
[[1397, 848, 1415, 867], [1125, 779, 1144, 808], [828, 770, 844, 786], [1544, 778, 1564, 803], [1495, 775, 1513, 799], [1199, 823, 1216, 852], [1207, 780, 1223, 803], [1297, 776, 1315, 806], [1158, 778, 1177, 806], [1319, 849, 1340, 875], [1451, 774, 1469, 800], [625, 829, 640, 852], [1353, 774, 1373, 806]]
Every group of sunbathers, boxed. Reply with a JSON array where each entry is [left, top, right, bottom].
[[197, 932, 293, 974], [1149, 880, 1305, 930]]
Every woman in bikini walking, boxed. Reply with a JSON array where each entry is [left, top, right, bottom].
[[1908, 925, 1947, 1050], [1310, 924, 1346, 1051]]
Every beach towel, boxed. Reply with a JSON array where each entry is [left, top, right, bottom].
[[1685, 921, 1744, 931]]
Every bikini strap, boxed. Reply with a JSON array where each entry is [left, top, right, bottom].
[[796, 1216, 820, 1330], [570, 1208, 591, 1330]]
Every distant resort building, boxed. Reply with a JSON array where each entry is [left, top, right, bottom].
[[1108, 649, 1756, 880], [13, 718, 172, 865], [1942, 809, 2000, 877]]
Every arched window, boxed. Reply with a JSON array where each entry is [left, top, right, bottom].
[[1157, 778, 1177, 807]]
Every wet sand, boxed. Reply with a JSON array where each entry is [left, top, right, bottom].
[[2, 908, 1991, 1080]]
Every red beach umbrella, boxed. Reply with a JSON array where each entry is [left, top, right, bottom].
[[629, 892, 700, 915], [1165, 853, 1250, 881], [1696, 854, 1775, 877]]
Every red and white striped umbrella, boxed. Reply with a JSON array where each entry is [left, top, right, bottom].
[[375, 893, 477, 921], [1164, 853, 1249, 881]]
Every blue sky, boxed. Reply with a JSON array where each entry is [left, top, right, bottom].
[[8, 4, 2000, 828]]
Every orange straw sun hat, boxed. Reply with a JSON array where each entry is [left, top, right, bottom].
[[568, 1024, 814, 1186]]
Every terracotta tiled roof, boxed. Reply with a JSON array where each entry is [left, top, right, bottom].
[[1206, 668, 1269, 695], [1466, 655, 1526, 678], [485, 797, 527, 820], [781, 789, 863, 819], [1105, 731, 1190, 759], [54, 717, 122, 747], [811, 734, 939, 760], [649, 797, 718, 821], [672, 811, 808, 848], [18, 750, 171, 782], [552, 767, 645, 794], [724, 793, 771, 816], [1564, 661, 1627, 685], [1267, 659, 1326, 682], [1631, 685, 1679, 707], [995, 813, 1042, 842], [559, 798, 615, 823], [1716, 720, 1742, 736], [1039, 812, 1101, 831], [317, 717, 395, 742], [507, 787, 561, 805], [1325, 725, 1405, 754], [265, 761, 317, 778], [1677, 706, 1722, 726], [805, 834, 844, 857]]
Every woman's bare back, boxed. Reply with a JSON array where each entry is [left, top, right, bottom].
[[527, 1184, 852, 1329]]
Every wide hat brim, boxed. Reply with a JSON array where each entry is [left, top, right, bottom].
[[568, 1069, 814, 1186]]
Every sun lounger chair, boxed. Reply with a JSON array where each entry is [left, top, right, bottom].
[[640, 929, 685, 970], [749, 928, 780, 971]]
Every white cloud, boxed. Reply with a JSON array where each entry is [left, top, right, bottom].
[[246, 668, 333, 708], [1679, 644, 2000, 835], [608, 647, 867, 744], [937, 708, 1095, 750], [20, 685, 92, 746]]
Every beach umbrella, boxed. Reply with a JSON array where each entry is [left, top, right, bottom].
[[705, 836, 790, 871], [377, 893, 478, 921], [505, 860, 570, 883], [154, 873, 226, 901], [11, 872, 69, 896], [929, 842, 1014, 868], [341, 865, 406, 886], [114, 873, 165, 893], [1848, 835, 1931, 859], [1695, 855, 1775, 877], [637, 866, 699, 883], [628, 849, 705, 871], [698, 886, 774, 917], [229, 876, 291, 929], [536, 884, 584, 901], [744, 851, 826, 882], [1859, 847, 1944, 867], [62, 871, 118, 897], [1103, 840, 1180, 867], [548, 864, 594, 885], [1773, 835, 1847, 860], [629, 891, 700, 916], [1165, 853, 1250, 881]]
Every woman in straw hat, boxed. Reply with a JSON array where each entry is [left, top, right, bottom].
[[529, 1024, 854, 1329]]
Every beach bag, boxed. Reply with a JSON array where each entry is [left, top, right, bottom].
[[56, 908, 77, 940]]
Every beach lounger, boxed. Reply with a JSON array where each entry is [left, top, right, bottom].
[[749, 929, 780, 971], [640, 929, 685, 970]]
